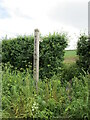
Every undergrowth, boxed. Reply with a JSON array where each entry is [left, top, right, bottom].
[[2, 64, 89, 119]]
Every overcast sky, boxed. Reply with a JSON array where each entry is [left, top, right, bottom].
[[0, 0, 89, 49]]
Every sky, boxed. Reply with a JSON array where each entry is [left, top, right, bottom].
[[0, 0, 89, 49]]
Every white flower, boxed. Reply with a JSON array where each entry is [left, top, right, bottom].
[[32, 108, 34, 111]]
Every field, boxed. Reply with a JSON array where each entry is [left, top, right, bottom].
[[64, 50, 78, 64]]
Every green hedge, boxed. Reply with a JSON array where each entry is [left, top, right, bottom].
[[2, 33, 68, 78], [2, 36, 34, 69], [76, 34, 90, 73]]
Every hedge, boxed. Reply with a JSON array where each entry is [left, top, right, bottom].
[[2, 33, 68, 78], [76, 34, 90, 73]]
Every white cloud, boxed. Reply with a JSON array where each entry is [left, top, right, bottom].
[[0, 0, 88, 49]]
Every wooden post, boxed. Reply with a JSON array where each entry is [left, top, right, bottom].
[[33, 29, 39, 90]]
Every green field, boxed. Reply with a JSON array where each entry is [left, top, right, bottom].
[[64, 50, 78, 64]]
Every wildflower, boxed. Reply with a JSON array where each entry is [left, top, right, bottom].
[[32, 108, 34, 112]]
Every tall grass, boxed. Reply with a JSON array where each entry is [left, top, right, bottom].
[[2, 64, 89, 119]]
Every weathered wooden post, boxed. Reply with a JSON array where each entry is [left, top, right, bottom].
[[33, 29, 39, 91]]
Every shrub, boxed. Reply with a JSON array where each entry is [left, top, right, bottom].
[[60, 63, 81, 83], [76, 34, 90, 73]]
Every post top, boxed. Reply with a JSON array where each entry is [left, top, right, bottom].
[[34, 29, 39, 32]]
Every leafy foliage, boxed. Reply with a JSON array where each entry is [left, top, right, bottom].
[[2, 33, 67, 78], [76, 34, 90, 73], [2, 36, 34, 70], [2, 64, 89, 119], [39, 33, 68, 78], [60, 63, 81, 83]]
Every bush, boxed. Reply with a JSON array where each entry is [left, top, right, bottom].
[[60, 63, 81, 83], [76, 34, 90, 73], [2, 33, 68, 79]]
